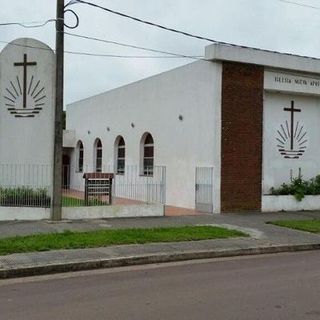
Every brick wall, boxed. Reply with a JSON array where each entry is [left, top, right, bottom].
[[221, 62, 264, 212]]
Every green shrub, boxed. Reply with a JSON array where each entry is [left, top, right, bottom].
[[270, 173, 320, 202], [0, 187, 51, 207]]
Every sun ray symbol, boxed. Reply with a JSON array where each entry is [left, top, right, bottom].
[[3, 75, 45, 118], [3, 53, 45, 118], [276, 121, 307, 159]]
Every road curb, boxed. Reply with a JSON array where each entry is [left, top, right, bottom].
[[1, 243, 320, 279]]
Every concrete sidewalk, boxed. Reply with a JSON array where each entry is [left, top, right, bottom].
[[0, 211, 320, 278]]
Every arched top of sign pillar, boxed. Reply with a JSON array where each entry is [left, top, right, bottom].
[[0, 38, 54, 57]]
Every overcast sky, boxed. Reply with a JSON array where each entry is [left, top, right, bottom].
[[1, 0, 319, 104]]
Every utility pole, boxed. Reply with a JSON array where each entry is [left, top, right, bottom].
[[51, 0, 65, 221]]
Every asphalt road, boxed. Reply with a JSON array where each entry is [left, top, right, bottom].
[[1, 251, 320, 320]]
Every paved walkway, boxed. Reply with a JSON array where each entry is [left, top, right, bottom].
[[0, 211, 320, 278]]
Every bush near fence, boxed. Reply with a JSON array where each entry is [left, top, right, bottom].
[[0, 187, 51, 208]]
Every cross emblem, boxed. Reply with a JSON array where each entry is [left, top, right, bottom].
[[276, 100, 307, 160], [283, 101, 301, 151], [14, 54, 37, 109]]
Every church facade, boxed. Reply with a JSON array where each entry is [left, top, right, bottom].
[[65, 43, 320, 213]]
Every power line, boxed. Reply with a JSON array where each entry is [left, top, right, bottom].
[[64, 31, 203, 59], [0, 0, 316, 32], [0, 39, 203, 60], [1, 28, 318, 62], [65, 50, 201, 59], [0, 13, 203, 60], [68, 0, 227, 45], [277, 0, 320, 10], [1, 1, 318, 60], [0, 19, 57, 28], [66, 0, 320, 60]]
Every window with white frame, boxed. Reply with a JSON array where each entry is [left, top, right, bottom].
[[142, 133, 154, 176], [77, 140, 84, 172], [94, 138, 103, 172], [116, 136, 125, 174]]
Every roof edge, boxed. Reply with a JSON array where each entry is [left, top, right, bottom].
[[205, 43, 320, 74]]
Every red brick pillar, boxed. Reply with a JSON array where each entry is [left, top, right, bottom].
[[221, 62, 264, 212]]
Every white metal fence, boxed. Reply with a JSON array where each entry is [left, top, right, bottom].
[[0, 164, 52, 208], [0, 164, 166, 208], [63, 165, 166, 207]]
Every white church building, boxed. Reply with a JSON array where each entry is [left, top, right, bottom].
[[64, 43, 320, 214]]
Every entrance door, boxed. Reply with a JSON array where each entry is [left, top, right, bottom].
[[195, 167, 213, 213], [62, 154, 70, 189]]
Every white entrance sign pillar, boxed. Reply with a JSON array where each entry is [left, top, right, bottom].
[[0, 39, 55, 192]]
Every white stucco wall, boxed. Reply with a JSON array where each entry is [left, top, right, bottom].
[[63, 130, 76, 148], [0, 207, 50, 221], [67, 60, 222, 211], [0, 204, 163, 221], [263, 71, 320, 194], [63, 204, 164, 220], [0, 38, 55, 189], [262, 195, 320, 212]]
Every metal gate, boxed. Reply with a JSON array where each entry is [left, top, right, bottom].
[[195, 167, 213, 213]]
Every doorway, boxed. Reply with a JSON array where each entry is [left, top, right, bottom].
[[195, 167, 213, 213]]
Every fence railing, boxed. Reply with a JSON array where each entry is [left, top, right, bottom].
[[0, 164, 52, 208], [0, 164, 166, 208], [63, 165, 166, 207]]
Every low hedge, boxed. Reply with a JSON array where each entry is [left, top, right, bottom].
[[0, 187, 51, 207], [270, 175, 320, 201]]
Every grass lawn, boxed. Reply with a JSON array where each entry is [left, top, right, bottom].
[[0, 226, 248, 256], [268, 220, 320, 233], [62, 196, 107, 207]]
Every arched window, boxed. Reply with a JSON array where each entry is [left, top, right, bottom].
[[141, 133, 154, 176], [77, 140, 84, 172], [115, 136, 125, 174], [94, 138, 103, 172]]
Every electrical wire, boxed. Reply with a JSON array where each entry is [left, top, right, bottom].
[[0, 19, 57, 28], [0, 39, 204, 60], [67, 0, 320, 58], [64, 31, 203, 60], [67, 0, 228, 45], [1, 0, 318, 60], [277, 0, 320, 10], [64, 50, 201, 58], [0, 15, 79, 30]]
